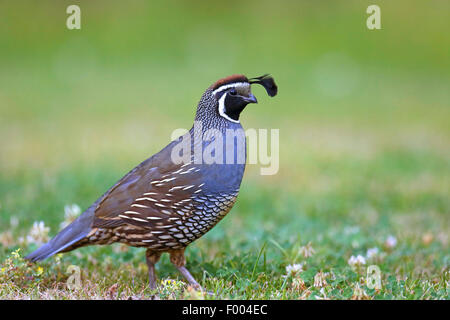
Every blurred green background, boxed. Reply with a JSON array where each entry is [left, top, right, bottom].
[[0, 0, 449, 298]]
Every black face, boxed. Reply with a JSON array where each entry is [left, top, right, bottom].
[[224, 88, 258, 121], [215, 85, 258, 122]]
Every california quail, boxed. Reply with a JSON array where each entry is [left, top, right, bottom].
[[25, 74, 278, 290]]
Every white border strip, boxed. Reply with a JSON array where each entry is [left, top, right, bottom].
[[218, 93, 240, 123], [212, 82, 249, 95]]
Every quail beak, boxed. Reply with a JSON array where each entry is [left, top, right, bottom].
[[243, 93, 258, 104]]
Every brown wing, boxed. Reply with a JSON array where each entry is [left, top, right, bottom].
[[92, 139, 204, 230]]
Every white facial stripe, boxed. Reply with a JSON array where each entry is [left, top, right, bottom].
[[212, 82, 249, 95], [218, 92, 240, 123]]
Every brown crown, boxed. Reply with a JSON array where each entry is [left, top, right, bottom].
[[211, 74, 249, 90]]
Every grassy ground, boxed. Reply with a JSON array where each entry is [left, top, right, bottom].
[[0, 1, 449, 299]]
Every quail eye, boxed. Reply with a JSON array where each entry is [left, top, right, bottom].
[[229, 89, 237, 96]]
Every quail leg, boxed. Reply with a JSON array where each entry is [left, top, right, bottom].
[[169, 249, 201, 290], [177, 265, 201, 289], [145, 249, 161, 290]]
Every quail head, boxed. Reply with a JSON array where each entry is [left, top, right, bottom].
[[26, 74, 278, 290]]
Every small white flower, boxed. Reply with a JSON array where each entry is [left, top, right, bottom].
[[313, 271, 328, 288], [60, 204, 81, 229], [385, 235, 397, 248], [366, 247, 379, 259], [286, 263, 304, 276], [25, 221, 50, 245], [299, 242, 316, 258], [348, 255, 366, 268]]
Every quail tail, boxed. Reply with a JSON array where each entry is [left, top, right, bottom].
[[25, 210, 94, 262]]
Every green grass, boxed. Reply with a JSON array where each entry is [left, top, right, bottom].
[[0, 0, 449, 299]]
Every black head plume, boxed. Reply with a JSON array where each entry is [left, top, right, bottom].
[[249, 74, 278, 97]]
